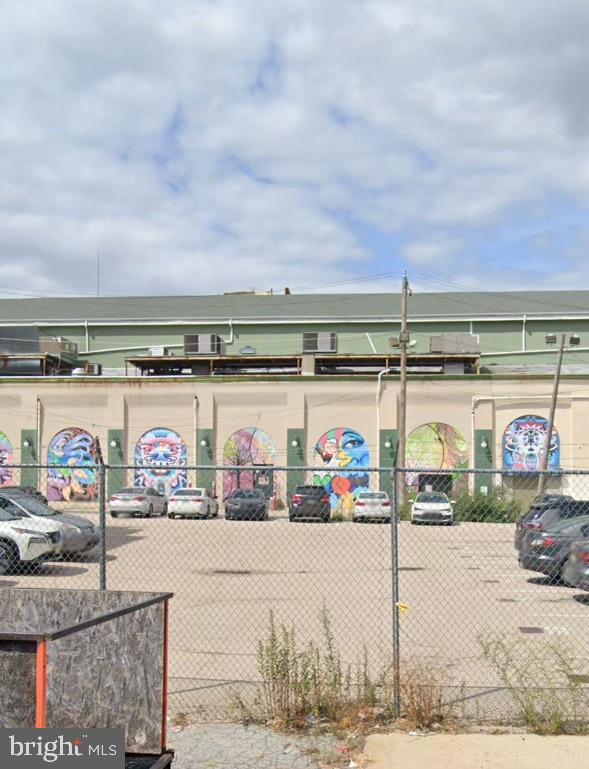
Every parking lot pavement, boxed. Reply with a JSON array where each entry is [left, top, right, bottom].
[[9, 514, 589, 716]]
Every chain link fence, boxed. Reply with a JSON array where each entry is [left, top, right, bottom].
[[1, 463, 589, 730]]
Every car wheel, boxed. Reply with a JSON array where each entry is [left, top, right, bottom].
[[110, 512, 119, 518], [0, 540, 18, 576], [162, 504, 168, 517], [146, 505, 153, 518]]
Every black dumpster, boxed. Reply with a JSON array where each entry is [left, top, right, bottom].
[[0, 588, 174, 767]]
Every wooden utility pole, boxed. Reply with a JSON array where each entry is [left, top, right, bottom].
[[397, 272, 411, 504], [537, 332, 566, 495]]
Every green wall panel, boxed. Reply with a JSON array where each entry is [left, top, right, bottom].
[[107, 429, 126, 495], [20, 429, 38, 488], [474, 428, 493, 495], [196, 428, 215, 495], [286, 428, 306, 497], [379, 429, 397, 491]]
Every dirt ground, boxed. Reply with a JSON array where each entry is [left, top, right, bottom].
[[363, 732, 588, 769]]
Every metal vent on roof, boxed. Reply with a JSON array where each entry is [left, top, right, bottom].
[[302, 332, 337, 353], [184, 334, 221, 355]]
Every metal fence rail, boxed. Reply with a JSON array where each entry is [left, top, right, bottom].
[[0, 463, 588, 725]]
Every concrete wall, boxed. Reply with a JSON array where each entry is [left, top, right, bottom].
[[0, 375, 587, 471]]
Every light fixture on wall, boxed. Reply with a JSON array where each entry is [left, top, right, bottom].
[[200, 438, 209, 448], [109, 438, 119, 448], [384, 438, 392, 449], [480, 437, 488, 449], [290, 438, 299, 448], [23, 439, 32, 448]]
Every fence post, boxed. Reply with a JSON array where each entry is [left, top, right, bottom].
[[98, 463, 107, 591], [391, 466, 401, 717]]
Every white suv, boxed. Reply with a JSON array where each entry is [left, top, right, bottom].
[[0, 508, 54, 574]]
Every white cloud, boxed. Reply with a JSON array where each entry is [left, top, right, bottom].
[[1, 0, 589, 297]]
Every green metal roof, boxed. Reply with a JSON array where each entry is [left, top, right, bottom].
[[0, 290, 588, 323]]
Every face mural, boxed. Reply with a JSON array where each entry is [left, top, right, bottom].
[[313, 428, 370, 514], [47, 428, 98, 501], [0, 432, 13, 487], [405, 423, 469, 488], [223, 427, 277, 499], [134, 428, 188, 495], [503, 415, 560, 472]]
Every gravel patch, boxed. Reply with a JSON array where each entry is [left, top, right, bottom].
[[169, 724, 341, 769]]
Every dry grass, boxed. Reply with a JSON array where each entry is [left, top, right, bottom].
[[398, 658, 451, 730]]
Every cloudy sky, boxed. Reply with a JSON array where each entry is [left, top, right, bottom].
[[2, 0, 589, 297]]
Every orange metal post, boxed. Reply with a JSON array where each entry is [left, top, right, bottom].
[[35, 639, 48, 728]]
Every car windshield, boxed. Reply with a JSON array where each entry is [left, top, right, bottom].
[[358, 493, 387, 500], [416, 493, 448, 503], [232, 490, 263, 499], [173, 490, 204, 497], [12, 497, 60, 517]]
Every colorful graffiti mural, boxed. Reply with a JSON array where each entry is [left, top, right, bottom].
[[0, 432, 13, 487], [223, 427, 277, 499], [134, 428, 188, 495], [312, 428, 370, 514], [47, 427, 98, 501], [503, 415, 560, 472], [405, 423, 469, 488]]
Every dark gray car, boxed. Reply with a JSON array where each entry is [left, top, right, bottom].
[[562, 539, 589, 591], [518, 515, 589, 583], [288, 486, 330, 522], [225, 489, 268, 521], [514, 496, 585, 551]]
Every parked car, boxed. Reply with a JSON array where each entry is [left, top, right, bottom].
[[0, 486, 48, 503], [353, 491, 391, 522], [0, 491, 97, 555], [225, 489, 268, 521], [562, 539, 589, 591], [518, 515, 589, 583], [0, 507, 55, 575], [410, 492, 454, 525], [514, 498, 589, 551], [168, 488, 219, 519], [288, 486, 330, 522], [109, 487, 168, 518]]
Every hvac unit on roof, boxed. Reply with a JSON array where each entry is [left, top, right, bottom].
[[184, 334, 221, 355], [302, 332, 337, 353]]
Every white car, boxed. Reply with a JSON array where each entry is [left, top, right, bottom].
[[109, 487, 168, 518], [410, 492, 454, 525], [168, 488, 219, 519], [0, 508, 55, 574], [353, 491, 391, 522]]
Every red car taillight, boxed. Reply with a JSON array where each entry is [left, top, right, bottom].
[[321, 494, 329, 504], [541, 537, 558, 547], [291, 494, 302, 503], [133, 496, 146, 501], [382, 500, 391, 506], [356, 501, 365, 507], [523, 521, 543, 530], [581, 551, 589, 564]]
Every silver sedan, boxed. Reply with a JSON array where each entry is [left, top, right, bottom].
[[109, 487, 168, 518]]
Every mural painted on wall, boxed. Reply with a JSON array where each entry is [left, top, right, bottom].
[[223, 427, 277, 499], [47, 428, 98, 501], [312, 428, 370, 514], [405, 423, 469, 489], [0, 432, 13, 487], [503, 415, 560, 473], [134, 428, 188, 495]]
